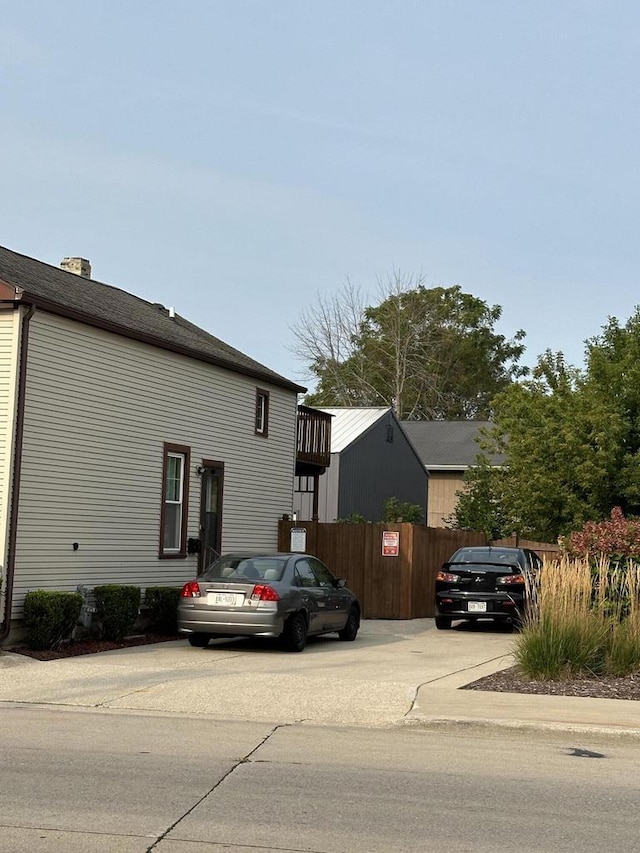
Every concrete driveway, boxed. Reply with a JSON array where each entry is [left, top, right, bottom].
[[0, 619, 514, 727]]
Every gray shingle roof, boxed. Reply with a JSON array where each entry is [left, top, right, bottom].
[[400, 420, 505, 469], [0, 245, 304, 393]]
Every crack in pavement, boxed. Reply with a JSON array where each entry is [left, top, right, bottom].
[[145, 723, 286, 852]]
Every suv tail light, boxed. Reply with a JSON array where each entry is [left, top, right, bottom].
[[251, 584, 280, 602], [496, 574, 525, 585], [436, 571, 460, 582], [181, 581, 201, 598]]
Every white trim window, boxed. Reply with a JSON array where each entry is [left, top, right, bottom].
[[160, 443, 190, 558], [255, 388, 270, 436]]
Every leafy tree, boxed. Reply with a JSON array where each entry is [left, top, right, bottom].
[[583, 312, 640, 510], [449, 456, 512, 539], [451, 310, 640, 541], [292, 272, 527, 420]]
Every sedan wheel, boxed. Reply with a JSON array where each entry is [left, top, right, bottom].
[[282, 612, 308, 652], [188, 633, 210, 647], [435, 615, 452, 630], [338, 607, 360, 641]]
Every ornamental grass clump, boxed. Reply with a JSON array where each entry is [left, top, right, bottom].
[[515, 556, 640, 680], [604, 564, 640, 676], [515, 558, 607, 679]]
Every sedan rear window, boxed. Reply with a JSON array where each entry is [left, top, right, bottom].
[[202, 556, 286, 582], [449, 548, 522, 565]]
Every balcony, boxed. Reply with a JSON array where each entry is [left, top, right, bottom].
[[296, 405, 332, 474]]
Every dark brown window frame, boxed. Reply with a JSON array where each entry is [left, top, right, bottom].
[[255, 388, 270, 437], [159, 442, 191, 559], [295, 475, 315, 493], [198, 459, 225, 573]]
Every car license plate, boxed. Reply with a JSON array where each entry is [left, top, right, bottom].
[[207, 592, 244, 607], [468, 601, 487, 612]]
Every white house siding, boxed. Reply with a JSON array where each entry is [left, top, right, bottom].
[[11, 311, 297, 618], [316, 454, 340, 522], [293, 488, 314, 521], [0, 309, 21, 576]]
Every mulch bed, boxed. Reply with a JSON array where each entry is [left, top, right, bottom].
[[5, 633, 182, 661], [464, 666, 640, 701]]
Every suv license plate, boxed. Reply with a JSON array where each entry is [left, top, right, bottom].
[[468, 601, 487, 612]]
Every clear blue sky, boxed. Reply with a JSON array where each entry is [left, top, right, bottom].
[[2, 1, 638, 388]]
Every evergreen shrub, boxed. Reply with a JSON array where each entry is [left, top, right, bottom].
[[94, 585, 141, 641], [143, 587, 180, 634], [23, 590, 83, 650]]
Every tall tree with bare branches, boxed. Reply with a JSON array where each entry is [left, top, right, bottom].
[[291, 272, 526, 419]]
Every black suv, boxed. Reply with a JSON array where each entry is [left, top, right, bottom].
[[434, 546, 542, 630]]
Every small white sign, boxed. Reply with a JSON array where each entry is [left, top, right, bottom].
[[290, 527, 307, 552]]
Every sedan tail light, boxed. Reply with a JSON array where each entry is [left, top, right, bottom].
[[250, 584, 280, 602], [180, 581, 202, 598], [496, 574, 525, 585], [436, 571, 460, 582]]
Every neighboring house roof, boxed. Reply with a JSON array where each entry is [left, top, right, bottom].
[[401, 420, 505, 470], [0, 245, 305, 393], [319, 407, 393, 453]]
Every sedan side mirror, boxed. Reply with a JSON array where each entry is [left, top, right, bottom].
[[336, 578, 347, 588]]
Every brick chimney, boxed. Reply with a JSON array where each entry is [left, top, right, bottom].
[[60, 257, 91, 279]]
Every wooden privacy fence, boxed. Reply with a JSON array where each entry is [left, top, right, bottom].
[[278, 521, 560, 620], [491, 536, 561, 562]]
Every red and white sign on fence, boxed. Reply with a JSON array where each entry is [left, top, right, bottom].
[[382, 530, 400, 556]]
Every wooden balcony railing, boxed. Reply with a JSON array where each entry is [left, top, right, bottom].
[[296, 405, 332, 469]]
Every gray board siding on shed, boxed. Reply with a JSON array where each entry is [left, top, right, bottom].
[[337, 412, 428, 522]]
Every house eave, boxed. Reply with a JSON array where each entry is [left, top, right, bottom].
[[426, 465, 469, 472], [1, 292, 306, 394], [427, 463, 504, 472]]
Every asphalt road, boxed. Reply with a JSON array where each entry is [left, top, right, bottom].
[[2, 705, 640, 853]]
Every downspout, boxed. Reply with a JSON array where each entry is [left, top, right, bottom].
[[0, 303, 35, 642]]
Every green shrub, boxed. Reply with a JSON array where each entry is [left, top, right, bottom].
[[337, 513, 368, 524], [94, 585, 141, 641], [383, 497, 423, 524], [143, 587, 180, 634], [23, 590, 83, 650]]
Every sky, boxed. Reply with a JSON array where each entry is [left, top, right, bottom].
[[2, 1, 639, 390]]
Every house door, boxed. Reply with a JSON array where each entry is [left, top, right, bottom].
[[198, 463, 224, 574]]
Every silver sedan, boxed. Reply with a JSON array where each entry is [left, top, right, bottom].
[[178, 552, 361, 652]]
